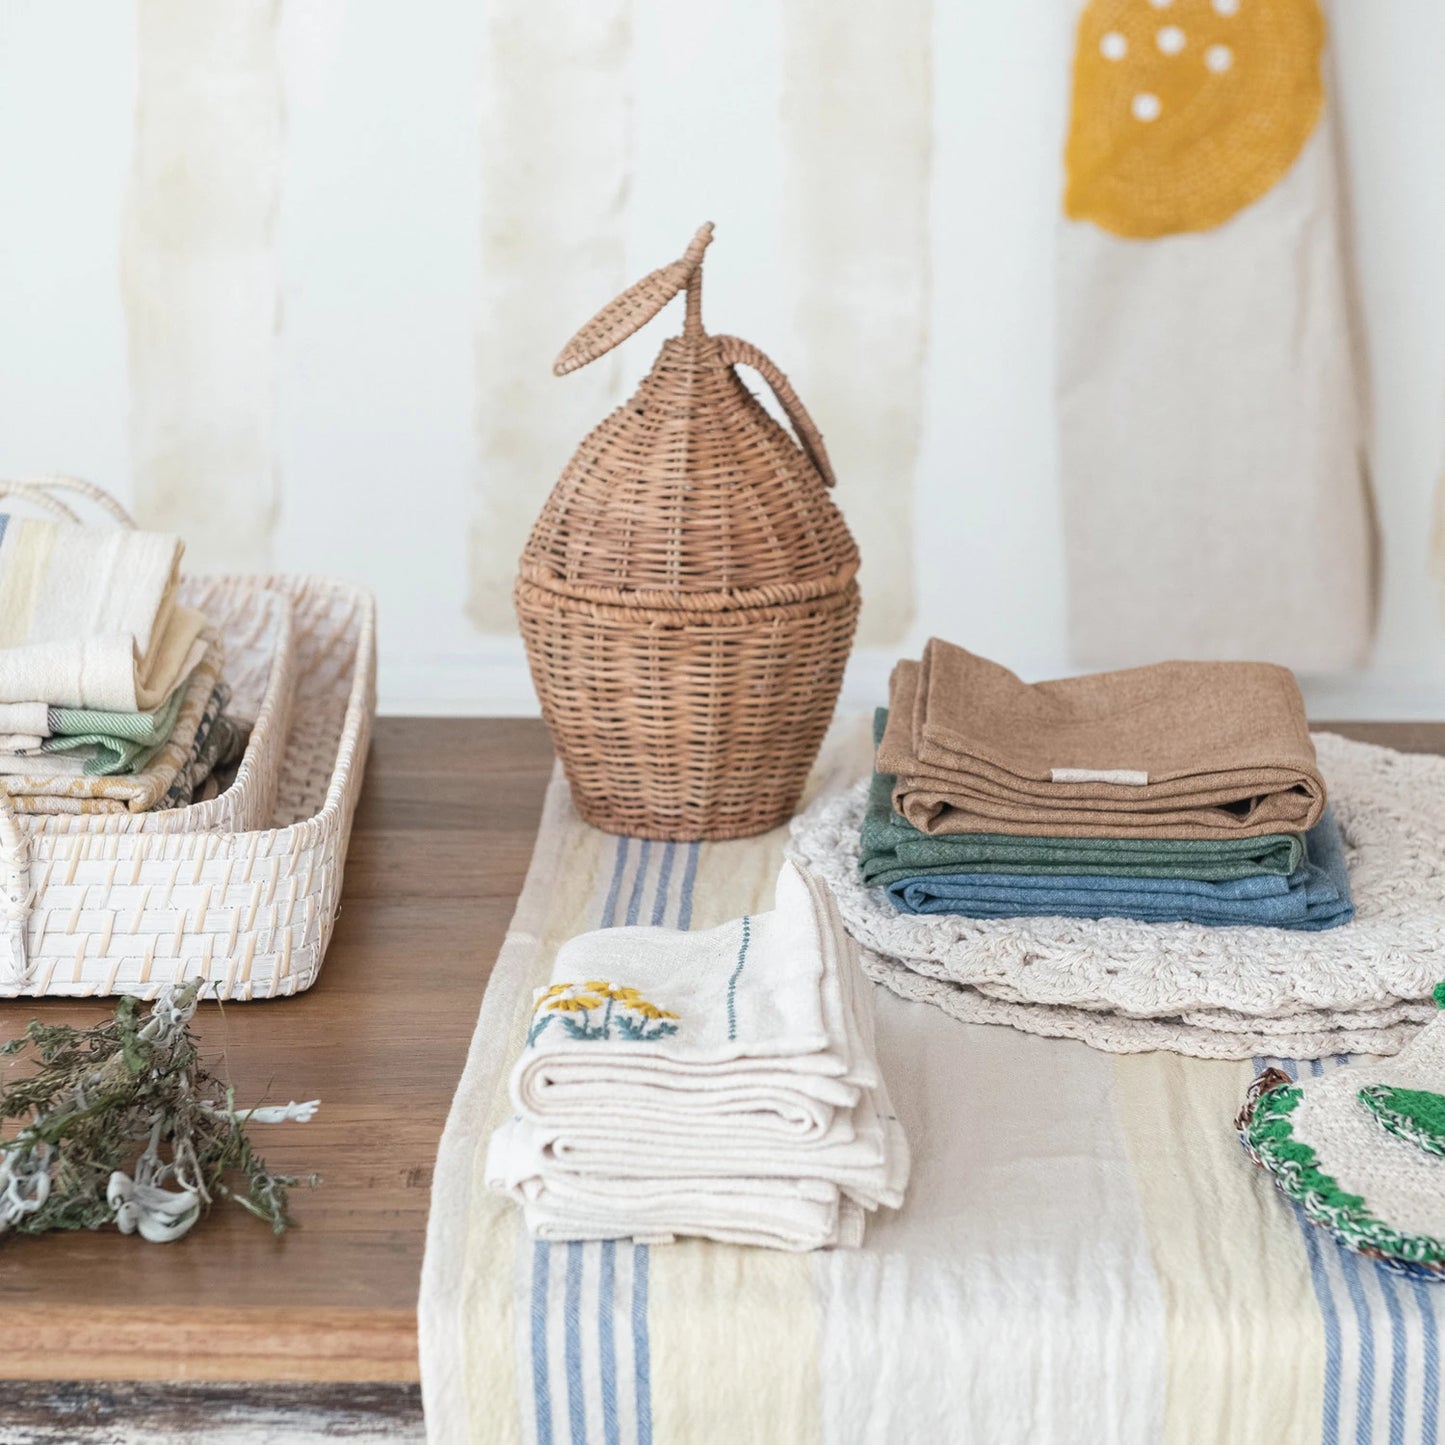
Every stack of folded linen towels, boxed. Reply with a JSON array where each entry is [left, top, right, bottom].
[[487, 861, 909, 1251], [865, 639, 1353, 931], [0, 515, 249, 814]]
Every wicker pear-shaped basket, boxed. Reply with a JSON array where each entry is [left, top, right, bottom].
[[516, 223, 860, 841]]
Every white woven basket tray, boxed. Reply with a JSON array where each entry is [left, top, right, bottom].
[[0, 570, 375, 1000]]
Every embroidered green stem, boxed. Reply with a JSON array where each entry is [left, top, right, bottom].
[[727, 916, 751, 1042]]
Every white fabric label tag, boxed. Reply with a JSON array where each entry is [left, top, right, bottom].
[[1050, 767, 1149, 786]]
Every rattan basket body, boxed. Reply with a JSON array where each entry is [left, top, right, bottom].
[[517, 224, 860, 840]]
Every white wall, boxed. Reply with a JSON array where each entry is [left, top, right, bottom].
[[1, 0, 1442, 717]]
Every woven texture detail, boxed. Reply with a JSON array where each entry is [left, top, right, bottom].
[[790, 732, 1445, 1059], [1064, 0, 1325, 238], [518, 224, 859, 840]]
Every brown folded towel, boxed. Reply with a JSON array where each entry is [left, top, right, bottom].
[[877, 640, 1326, 839]]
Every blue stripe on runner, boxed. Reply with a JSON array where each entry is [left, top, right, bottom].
[[726, 916, 751, 1042], [1260, 1057, 1341, 1445], [1312, 1055, 1375, 1445], [650, 843, 675, 927], [1339, 1247, 1377, 1445], [596, 837, 632, 1442], [1300, 1207, 1344, 1445], [598, 1241, 620, 1445], [564, 1241, 588, 1445], [633, 1241, 653, 1445], [625, 840, 652, 926], [678, 842, 700, 930], [602, 838, 629, 929], [1312, 1057, 1379, 1445], [1380, 1266, 1408, 1445], [620, 838, 679, 1442], [532, 1239, 555, 1445], [1412, 1278, 1440, 1441]]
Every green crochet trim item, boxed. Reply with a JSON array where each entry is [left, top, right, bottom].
[[1358, 1085, 1445, 1158], [1433, 981, 1445, 1010], [1239, 1076, 1445, 1269]]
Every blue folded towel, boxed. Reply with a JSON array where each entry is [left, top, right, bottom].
[[886, 808, 1355, 931]]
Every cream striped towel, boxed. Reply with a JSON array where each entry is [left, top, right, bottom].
[[0, 514, 204, 711], [0, 636, 222, 813], [486, 861, 909, 1251]]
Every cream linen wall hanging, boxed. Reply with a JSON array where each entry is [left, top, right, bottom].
[[1057, 0, 1376, 670]]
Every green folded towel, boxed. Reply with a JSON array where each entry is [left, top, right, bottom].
[[40, 678, 190, 776], [861, 709, 1306, 889]]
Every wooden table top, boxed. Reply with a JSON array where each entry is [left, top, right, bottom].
[[0, 719, 553, 1424], [0, 717, 1438, 1420]]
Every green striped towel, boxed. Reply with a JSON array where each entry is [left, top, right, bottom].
[[40, 679, 189, 776]]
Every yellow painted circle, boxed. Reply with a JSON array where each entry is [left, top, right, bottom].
[[1064, 0, 1325, 239]]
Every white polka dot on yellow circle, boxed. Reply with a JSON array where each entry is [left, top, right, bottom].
[[1064, 0, 1327, 237]]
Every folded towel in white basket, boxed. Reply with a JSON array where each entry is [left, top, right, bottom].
[[789, 732, 1445, 1060], [486, 860, 909, 1250]]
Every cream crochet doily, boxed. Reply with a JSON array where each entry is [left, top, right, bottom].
[[788, 733, 1445, 1059]]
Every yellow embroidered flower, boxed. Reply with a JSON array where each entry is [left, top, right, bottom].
[[528, 980, 679, 1039], [553, 994, 602, 1011], [533, 983, 571, 1012], [1064, 0, 1325, 238]]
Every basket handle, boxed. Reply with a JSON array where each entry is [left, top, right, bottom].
[[714, 336, 837, 489], [0, 476, 137, 529], [0, 790, 32, 989]]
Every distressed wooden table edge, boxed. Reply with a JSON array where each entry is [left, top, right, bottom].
[[0, 1381, 424, 1442]]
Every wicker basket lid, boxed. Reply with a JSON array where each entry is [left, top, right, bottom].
[[520, 224, 859, 612]]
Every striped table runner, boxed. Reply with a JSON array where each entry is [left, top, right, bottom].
[[420, 720, 1443, 1444]]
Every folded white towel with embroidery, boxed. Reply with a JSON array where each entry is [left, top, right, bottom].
[[486, 860, 909, 1250]]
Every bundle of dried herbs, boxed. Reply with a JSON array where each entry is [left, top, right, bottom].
[[0, 981, 318, 1243]]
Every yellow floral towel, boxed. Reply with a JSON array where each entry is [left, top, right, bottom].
[[489, 861, 908, 1251]]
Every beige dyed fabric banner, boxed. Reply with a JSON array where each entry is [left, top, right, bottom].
[[781, 0, 932, 649], [1057, 0, 1376, 671], [122, 0, 283, 573], [467, 0, 632, 632]]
